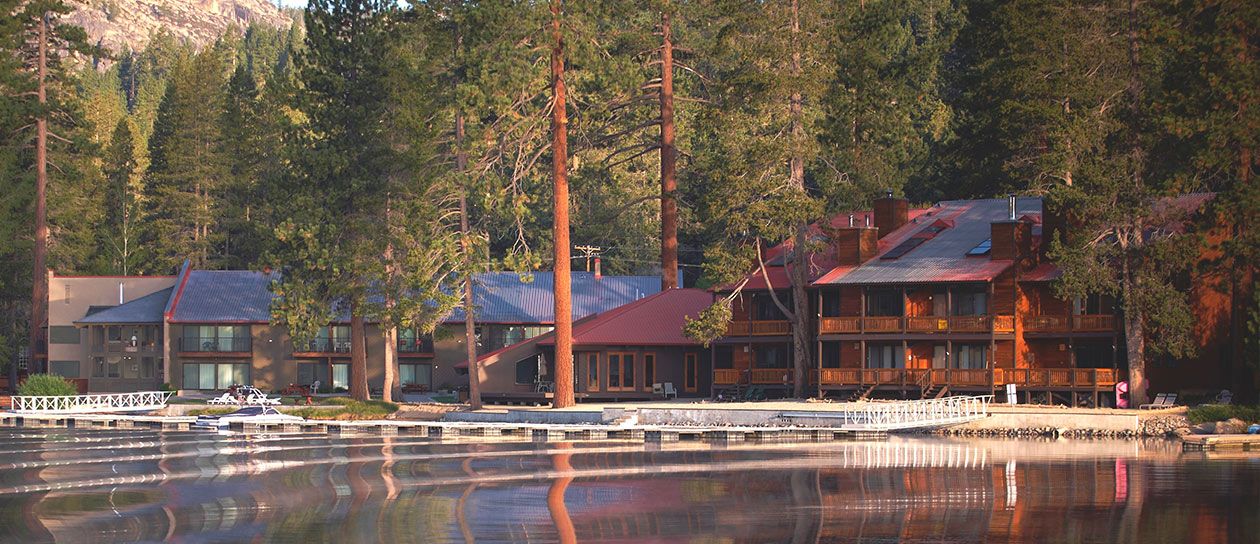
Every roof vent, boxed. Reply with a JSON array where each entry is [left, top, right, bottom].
[[848, 214, 855, 227], [1008, 194, 1017, 221]]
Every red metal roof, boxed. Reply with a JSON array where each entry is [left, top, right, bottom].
[[539, 288, 713, 346]]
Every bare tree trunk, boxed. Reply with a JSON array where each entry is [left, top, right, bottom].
[[1121, 254, 1146, 406], [382, 199, 397, 404], [456, 105, 482, 410], [551, 0, 574, 408], [659, 9, 678, 291], [350, 308, 370, 401], [787, 0, 811, 398], [29, 13, 49, 375], [382, 322, 397, 403]]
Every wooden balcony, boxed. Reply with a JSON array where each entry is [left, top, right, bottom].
[[714, 369, 740, 385], [726, 320, 791, 336], [1026, 314, 1118, 333], [817, 367, 1118, 389], [712, 368, 793, 385], [822, 315, 1017, 335]]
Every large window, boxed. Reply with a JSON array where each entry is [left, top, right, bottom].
[[1075, 294, 1115, 315], [951, 287, 988, 316], [607, 352, 636, 391], [332, 363, 350, 389], [685, 353, 698, 392], [183, 325, 249, 352], [866, 289, 903, 317], [866, 344, 905, 369], [643, 353, 656, 391], [952, 344, 988, 369], [753, 293, 790, 321], [400, 363, 433, 388], [714, 346, 734, 370], [49, 326, 80, 344], [183, 363, 250, 390], [50, 360, 80, 378], [93, 356, 121, 378], [755, 345, 790, 369], [515, 355, 541, 385], [398, 329, 433, 353], [821, 342, 841, 369], [585, 353, 599, 391], [821, 291, 842, 317]]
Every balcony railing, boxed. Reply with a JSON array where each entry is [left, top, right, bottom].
[[1026, 315, 1069, 332], [1073, 315, 1118, 331], [711, 368, 793, 385], [180, 337, 251, 353], [297, 338, 352, 353], [726, 320, 791, 336], [818, 367, 1118, 389], [1027, 314, 1117, 333], [398, 338, 434, 354], [821, 315, 1017, 334]]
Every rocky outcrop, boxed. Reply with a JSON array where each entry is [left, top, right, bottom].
[[68, 0, 294, 55]]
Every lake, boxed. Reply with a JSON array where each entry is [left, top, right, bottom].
[[0, 427, 1254, 543]]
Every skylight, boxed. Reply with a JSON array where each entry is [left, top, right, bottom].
[[881, 237, 926, 259], [967, 239, 992, 256]]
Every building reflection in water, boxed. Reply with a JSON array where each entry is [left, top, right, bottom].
[[0, 429, 1253, 543]]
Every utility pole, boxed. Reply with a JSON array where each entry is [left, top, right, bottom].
[[574, 245, 602, 272]]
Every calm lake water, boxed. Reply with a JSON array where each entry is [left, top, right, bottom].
[[0, 427, 1255, 543]]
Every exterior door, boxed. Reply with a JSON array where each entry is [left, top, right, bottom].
[[607, 353, 636, 391]]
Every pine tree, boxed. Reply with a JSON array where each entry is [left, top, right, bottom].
[[102, 119, 140, 275]]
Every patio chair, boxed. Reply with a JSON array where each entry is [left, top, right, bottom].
[[1215, 389, 1233, 405], [662, 382, 678, 400], [206, 392, 239, 405], [1139, 393, 1177, 409], [652, 383, 664, 397]]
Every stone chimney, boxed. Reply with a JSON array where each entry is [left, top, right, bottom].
[[873, 190, 909, 239]]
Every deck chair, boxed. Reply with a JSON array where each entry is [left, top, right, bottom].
[[652, 383, 664, 397], [1215, 389, 1233, 405], [1139, 393, 1176, 409], [206, 392, 239, 405], [662, 382, 678, 399]]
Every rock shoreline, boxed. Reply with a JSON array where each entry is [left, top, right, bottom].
[[930, 413, 1194, 439]]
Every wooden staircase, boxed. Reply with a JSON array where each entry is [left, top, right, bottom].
[[850, 383, 880, 402], [922, 384, 950, 400]]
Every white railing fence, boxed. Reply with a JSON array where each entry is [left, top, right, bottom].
[[783, 395, 992, 431], [11, 391, 174, 414]]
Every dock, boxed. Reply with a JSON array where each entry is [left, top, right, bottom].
[[0, 411, 889, 444], [1180, 434, 1260, 452]]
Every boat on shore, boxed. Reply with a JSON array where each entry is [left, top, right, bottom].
[[194, 406, 304, 429]]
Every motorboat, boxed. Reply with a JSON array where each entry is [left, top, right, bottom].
[[193, 406, 304, 429]]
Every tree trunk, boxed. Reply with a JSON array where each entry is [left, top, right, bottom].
[[456, 105, 482, 410], [382, 323, 397, 403], [29, 13, 49, 375], [550, 0, 574, 408], [1121, 255, 1147, 406], [659, 10, 678, 291], [350, 309, 370, 401], [382, 232, 397, 404], [787, 0, 811, 398]]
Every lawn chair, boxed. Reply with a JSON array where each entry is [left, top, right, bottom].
[[206, 392, 239, 405], [1139, 393, 1177, 409], [1215, 389, 1233, 405], [652, 383, 664, 397], [662, 382, 678, 400], [242, 386, 282, 406]]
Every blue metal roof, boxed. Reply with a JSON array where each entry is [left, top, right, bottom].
[[167, 269, 663, 324], [74, 287, 173, 325], [447, 272, 662, 324], [170, 270, 277, 323]]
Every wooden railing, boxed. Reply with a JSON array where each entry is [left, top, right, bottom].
[[713, 369, 740, 385], [906, 316, 949, 332], [751, 369, 791, 384], [1073, 315, 1118, 331], [819, 317, 861, 333], [1025, 315, 1069, 332], [817, 368, 1119, 388], [992, 315, 1015, 332], [726, 320, 791, 336], [949, 316, 990, 332], [862, 317, 903, 332]]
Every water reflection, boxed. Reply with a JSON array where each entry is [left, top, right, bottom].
[[0, 427, 1253, 543]]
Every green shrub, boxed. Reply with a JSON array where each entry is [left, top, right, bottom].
[[1187, 405, 1260, 424], [17, 374, 78, 396], [284, 398, 397, 420], [187, 407, 237, 416]]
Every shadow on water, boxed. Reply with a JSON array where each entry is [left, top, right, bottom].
[[0, 427, 1255, 543]]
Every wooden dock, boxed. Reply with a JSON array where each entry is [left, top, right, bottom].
[[0, 412, 886, 444], [1180, 434, 1260, 452]]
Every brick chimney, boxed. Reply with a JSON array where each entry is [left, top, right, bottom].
[[873, 190, 909, 239], [991, 195, 1033, 263], [594, 257, 602, 280], [831, 215, 879, 266]]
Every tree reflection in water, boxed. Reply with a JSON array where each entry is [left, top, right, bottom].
[[0, 428, 1252, 543]]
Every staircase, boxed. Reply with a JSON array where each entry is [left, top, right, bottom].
[[850, 383, 879, 402], [922, 384, 950, 400]]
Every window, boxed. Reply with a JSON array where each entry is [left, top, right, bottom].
[[1075, 294, 1115, 315], [755, 345, 790, 369], [49, 326, 80, 344], [866, 289, 903, 317], [866, 344, 904, 369], [821, 291, 842, 317], [967, 239, 992, 256], [754, 293, 790, 321], [332, 363, 350, 389], [1074, 342, 1114, 369], [685, 353, 698, 392], [401, 363, 433, 387], [50, 360, 79, 378], [586, 353, 599, 391], [881, 237, 926, 259], [821, 342, 841, 369], [951, 288, 988, 316], [182, 363, 250, 389], [607, 352, 636, 391], [183, 325, 249, 352], [108, 326, 122, 342], [515, 356, 541, 385], [643, 353, 656, 391], [714, 346, 734, 370], [952, 344, 988, 369]]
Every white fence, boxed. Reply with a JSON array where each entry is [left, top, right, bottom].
[[782, 395, 992, 431], [10, 391, 174, 414]]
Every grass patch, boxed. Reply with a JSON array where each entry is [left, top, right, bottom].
[[283, 398, 398, 420], [1186, 405, 1260, 424]]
